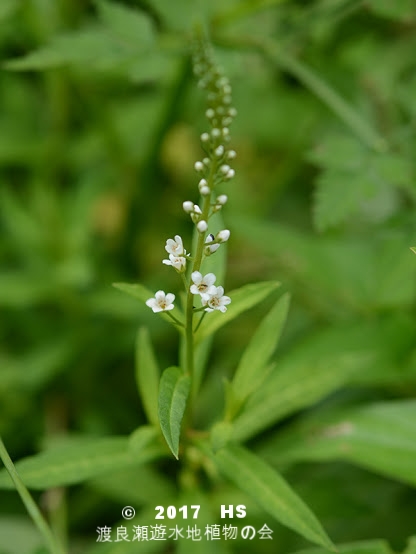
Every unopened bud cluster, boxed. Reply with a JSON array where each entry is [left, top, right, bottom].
[[146, 38, 234, 317]]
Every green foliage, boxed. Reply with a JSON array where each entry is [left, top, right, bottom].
[[195, 280, 281, 342], [0, 437, 164, 489], [158, 367, 190, 459], [135, 327, 160, 426], [226, 292, 290, 418], [259, 400, 416, 487], [1, 0, 416, 552], [213, 444, 334, 550]]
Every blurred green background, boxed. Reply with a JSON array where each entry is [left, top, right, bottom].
[[1, 0, 416, 552]]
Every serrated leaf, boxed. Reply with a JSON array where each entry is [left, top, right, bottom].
[[96, 0, 154, 46], [0, 437, 165, 490], [261, 400, 416, 488], [213, 445, 334, 550], [158, 367, 190, 459], [313, 169, 377, 231], [135, 327, 160, 426], [195, 281, 280, 342], [229, 293, 290, 416], [4, 1, 154, 72]]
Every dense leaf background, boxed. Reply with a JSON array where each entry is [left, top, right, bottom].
[[1, 0, 416, 553]]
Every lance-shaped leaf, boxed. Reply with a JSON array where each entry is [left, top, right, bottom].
[[195, 280, 280, 343], [233, 351, 363, 442], [113, 282, 184, 329], [0, 436, 165, 490], [213, 445, 334, 550], [227, 293, 290, 418], [136, 327, 160, 426], [158, 367, 190, 459], [260, 399, 416, 488]]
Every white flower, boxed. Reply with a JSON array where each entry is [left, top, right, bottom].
[[146, 291, 175, 313], [202, 286, 231, 313], [194, 161, 204, 172], [217, 194, 228, 205], [165, 235, 184, 256], [190, 271, 217, 301], [163, 254, 186, 272]]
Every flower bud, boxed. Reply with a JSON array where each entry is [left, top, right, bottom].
[[197, 220, 208, 233], [220, 164, 230, 174], [200, 186, 210, 196], [194, 161, 204, 172], [226, 169, 235, 179], [217, 194, 228, 205], [201, 132, 210, 142], [216, 229, 230, 243], [183, 201, 194, 213]]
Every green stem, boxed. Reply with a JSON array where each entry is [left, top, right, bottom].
[[165, 311, 184, 328], [0, 437, 66, 554], [180, 272, 189, 293], [194, 311, 207, 333]]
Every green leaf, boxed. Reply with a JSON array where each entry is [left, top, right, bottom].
[[0, 437, 165, 490], [113, 282, 184, 329], [0, 516, 44, 554], [113, 281, 155, 303], [158, 367, 190, 459], [403, 537, 416, 554], [0, 0, 19, 22], [367, 0, 416, 22], [96, 0, 154, 46], [228, 293, 290, 417], [135, 327, 160, 426], [4, 1, 154, 72], [128, 425, 159, 455], [290, 539, 393, 554], [195, 281, 280, 342], [260, 400, 416, 488], [89, 464, 175, 506], [232, 351, 361, 442], [213, 445, 334, 550]]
